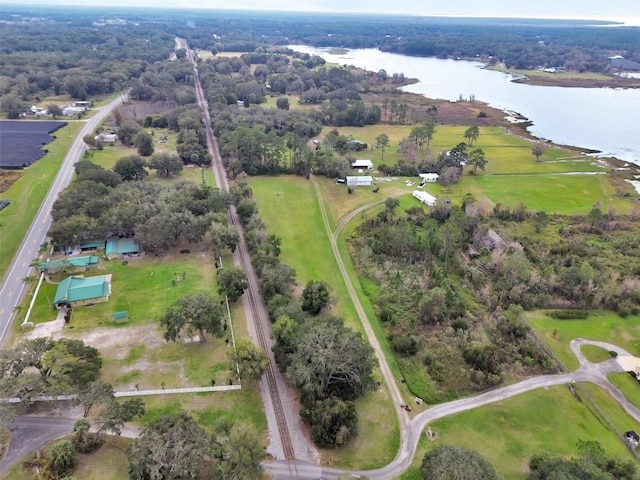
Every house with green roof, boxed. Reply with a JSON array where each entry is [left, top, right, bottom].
[[39, 255, 100, 274], [53, 274, 112, 308], [105, 238, 140, 260]]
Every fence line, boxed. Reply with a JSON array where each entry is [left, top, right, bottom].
[[3, 385, 242, 404], [527, 331, 567, 373]]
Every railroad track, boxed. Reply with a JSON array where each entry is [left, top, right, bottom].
[[183, 39, 299, 469]]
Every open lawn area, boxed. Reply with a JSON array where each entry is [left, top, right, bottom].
[[332, 125, 599, 174], [527, 311, 640, 371], [0, 122, 82, 278], [608, 372, 640, 411], [399, 385, 638, 480]]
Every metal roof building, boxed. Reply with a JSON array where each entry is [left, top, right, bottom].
[[53, 274, 112, 307], [105, 238, 140, 259], [412, 190, 437, 206], [39, 255, 100, 272], [346, 175, 374, 187], [351, 159, 374, 170]]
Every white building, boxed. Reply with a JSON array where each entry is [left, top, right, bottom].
[[351, 159, 374, 170], [95, 133, 117, 143], [346, 176, 374, 187], [412, 190, 437, 206], [419, 173, 439, 183]]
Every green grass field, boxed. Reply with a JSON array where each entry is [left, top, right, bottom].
[[527, 311, 640, 371], [608, 372, 640, 411], [0, 122, 82, 278], [581, 344, 614, 363], [400, 385, 639, 480]]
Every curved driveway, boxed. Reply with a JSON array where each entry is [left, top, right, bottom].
[[0, 95, 127, 347]]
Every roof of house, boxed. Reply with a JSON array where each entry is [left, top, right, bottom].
[[419, 173, 439, 179], [346, 175, 373, 184], [412, 190, 437, 204], [79, 240, 104, 249], [352, 159, 373, 167], [105, 238, 139, 256], [53, 275, 111, 305], [40, 255, 99, 271]]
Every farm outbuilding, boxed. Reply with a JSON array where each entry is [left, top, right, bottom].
[[351, 159, 374, 170], [53, 274, 112, 308], [39, 255, 100, 273], [412, 190, 437, 206], [346, 175, 374, 187], [105, 238, 140, 259], [419, 173, 439, 183]]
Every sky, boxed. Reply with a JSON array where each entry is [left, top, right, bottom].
[[5, 0, 640, 25]]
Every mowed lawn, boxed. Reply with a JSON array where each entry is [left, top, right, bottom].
[[0, 122, 82, 278], [608, 372, 640, 411], [332, 125, 600, 175], [527, 311, 640, 371], [400, 385, 639, 480]]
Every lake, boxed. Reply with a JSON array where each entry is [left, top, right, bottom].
[[290, 46, 640, 165]]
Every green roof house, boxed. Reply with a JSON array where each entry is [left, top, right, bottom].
[[53, 274, 112, 308], [105, 238, 140, 260], [39, 255, 100, 273]]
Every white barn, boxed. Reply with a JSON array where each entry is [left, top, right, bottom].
[[347, 176, 374, 187], [351, 159, 374, 170], [419, 173, 439, 183], [412, 190, 437, 206]]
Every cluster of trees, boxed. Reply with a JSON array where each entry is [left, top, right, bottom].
[[48, 159, 231, 252], [0, 9, 175, 117], [528, 440, 637, 480], [232, 178, 375, 447], [0, 337, 102, 404], [420, 446, 499, 480], [128, 413, 264, 480]]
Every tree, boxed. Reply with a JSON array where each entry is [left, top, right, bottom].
[[467, 148, 488, 175], [117, 121, 141, 146], [97, 398, 145, 436], [285, 317, 376, 404], [148, 152, 183, 177], [40, 338, 102, 389], [82, 134, 97, 149], [128, 413, 209, 480], [210, 222, 240, 259], [45, 103, 63, 119], [301, 397, 357, 447], [217, 267, 248, 303], [532, 142, 546, 161], [229, 340, 268, 382], [160, 293, 225, 343], [76, 380, 114, 417], [301, 280, 332, 315], [464, 125, 480, 146], [210, 420, 265, 480], [375, 133, 389, 162], [49, 440, 76, 476], [420, 445, 499, 480], [114, 155, 148, 181], [0, 94, 27, 119], [133, 131, 154, 157], [276, 97, 290, 110]]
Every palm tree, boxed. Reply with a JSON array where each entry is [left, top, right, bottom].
[[468, 148, 488, 175], [464, 125, 480, 146]]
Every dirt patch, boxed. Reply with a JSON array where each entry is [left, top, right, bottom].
[[0, 170, 23, 193], [56, 324, 164, 354]]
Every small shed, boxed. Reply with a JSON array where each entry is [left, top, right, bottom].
[[419, 173, 439, 183], [351, 159, 373, 170], [412, 190, 437, 207], [105, 238, 140, 260], [112, 311, 130, 324], [346, 175, 374, 187]]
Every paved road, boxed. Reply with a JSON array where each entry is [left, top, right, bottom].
[[0, 95, 126, 347], [0, 416, 75, 475]]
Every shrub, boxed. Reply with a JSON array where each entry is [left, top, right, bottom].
[[547, 310, 588, 320]]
